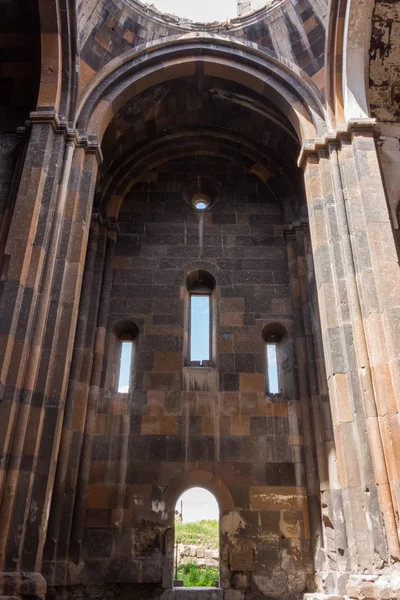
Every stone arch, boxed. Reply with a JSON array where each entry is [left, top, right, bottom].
[[326, 0, 375, 125], [37, 0, 63, 112], [75, 35, 327, 145], [163, 470, 234, 514], [36, 0, 79, 118], [163, 472, 233, 589], [342, 0, 375, 121]]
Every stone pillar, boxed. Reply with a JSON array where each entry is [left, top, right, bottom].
[[69, 229, 117, 563], [338, 129, 400, 554], [285, 225, 323, 554], [0, 121, 64, 512], [302, 226, 349, 580], [303, 145, 390, 592], [0, 120, 101, 595], [42, 221, 108, 575]]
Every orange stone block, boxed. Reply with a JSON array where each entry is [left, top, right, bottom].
[[95, 414, 107, 436], [220, 312, 243, 326], [218, 335, 234, 353], [240, 373, 265, 393], [79, 59, 96, 96], [272, 402, 289, 417], [231, 415, 250, 436], [141, 415, 177, 435], [147, 390, 165, 415], [220, 298, 244, 313], [197, 393, 219, 417], [154, 352, 182, 372], [201, 417, 214, 435], [87, 484, 111, 509]]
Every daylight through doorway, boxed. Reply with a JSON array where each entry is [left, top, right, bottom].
[[174, 487, 220, 588]]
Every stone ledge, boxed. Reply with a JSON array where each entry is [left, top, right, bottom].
[[304, 595, 344, 600], [161, 588, 223, 600]]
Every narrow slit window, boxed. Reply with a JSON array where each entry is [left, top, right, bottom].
[[118, 341, 133, 393], [266, 343, 279, 394], [190, 295, 210, 363]]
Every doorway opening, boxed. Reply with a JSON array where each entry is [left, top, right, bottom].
[[174, 487, 220, 588]]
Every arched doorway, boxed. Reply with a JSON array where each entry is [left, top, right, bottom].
[[174, 487, 220, 588]]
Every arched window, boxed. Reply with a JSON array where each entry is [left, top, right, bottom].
[[262, 323, 288, 398], [113, 321, 139, 393], [185, 271, 216, 367]]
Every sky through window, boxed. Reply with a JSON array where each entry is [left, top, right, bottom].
[[267, 344, 279, 393], [190, 295, 210, 362], [118, 341, 132, 392]]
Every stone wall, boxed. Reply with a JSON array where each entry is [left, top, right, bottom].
[[369, 0, 400, 242], [237, 0, 268, 18], [177, 544, 219, 568], [80, 155, 314, 598], [76, 0, 326, 96]]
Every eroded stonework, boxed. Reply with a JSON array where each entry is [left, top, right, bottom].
[[0, 1, 399, 600]]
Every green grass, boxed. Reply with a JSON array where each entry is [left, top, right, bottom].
[[175, 520, 219, 549], [177, 563, 219, 587]]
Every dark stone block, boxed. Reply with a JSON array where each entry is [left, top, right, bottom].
[[128, 436, 150, 462], [220, 436, 243, 462], [165, 435, 182, 461], [91, 436, 110, 460], [266, 462, 296, 486], [220, 373, 240, 391], [250, 417, 274, 436], [86, 529, 114, 558]]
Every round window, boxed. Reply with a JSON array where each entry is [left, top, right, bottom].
[[191, 193, 211, 210]]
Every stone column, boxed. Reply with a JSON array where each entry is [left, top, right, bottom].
[[338, 129, 400, 554], [69, 229, 117, 563], [303, 147, 388, 590], [42, 221, 107, 575], [0, 121, 64, 513], [302, 226, 349, 580], [285, 226, 323, 554], [0, 125, 101, 593], [18, 147, 98, 572]]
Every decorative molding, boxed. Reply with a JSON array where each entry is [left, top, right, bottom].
[[29, 110, 103, 165], [283, 219, 309, 238], [298, 118, 378, 168]]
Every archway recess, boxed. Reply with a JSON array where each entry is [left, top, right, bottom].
[[75, 35, 327, 146], [174, 487, 220, 588]]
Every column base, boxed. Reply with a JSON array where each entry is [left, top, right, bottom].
[[0, 572, 46, 600], [304, 596, 344, 600], [314, 571, 400, 599]]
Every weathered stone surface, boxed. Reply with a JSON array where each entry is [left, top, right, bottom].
[[1, 2, 400, 600]]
